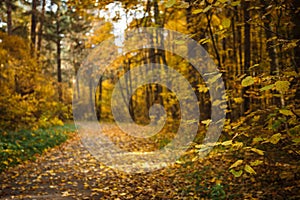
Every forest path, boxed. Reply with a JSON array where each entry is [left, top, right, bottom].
[[0, 123, 299, 199], [0, 123, 193, 199]]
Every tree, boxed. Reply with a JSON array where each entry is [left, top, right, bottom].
[[44, 0, 70, 102], [37, 0, 46, 57], [30, 0, 37, 56], [5, 0, 12, 35]]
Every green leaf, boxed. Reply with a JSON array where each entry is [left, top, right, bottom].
[[229, 160, 243, 169], [250, 148, 264, 156], [279, 109, 294, 116], [218, 0, 228, 3], [229, 169, 243, 177], [165, 0, 176, 8], [260, 84, 274, 92], [275, 81, 290, 93], [269, 133, 282, 144], [241, 76, 254, 87], [222, 18, 231, 28], [244, 164, 256, 174]]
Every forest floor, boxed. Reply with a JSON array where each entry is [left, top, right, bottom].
[[0, 123, 299, 199]]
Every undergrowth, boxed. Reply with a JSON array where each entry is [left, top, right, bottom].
[[0, 124, 76, 172]]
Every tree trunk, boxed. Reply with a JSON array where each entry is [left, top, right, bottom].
[[243, 0, 251, 75], [30, 0, 37, 56], [292, 0, 300, 104], [37, 0, 46, 57], [260, 0, 277, 75], [6, 0, 12, 35], [207, 13, 222, 69], [243, 0, 251, 113], [56, 4, 62, 102], [96, 77, 103, 121], [292, 0, 300, 73]]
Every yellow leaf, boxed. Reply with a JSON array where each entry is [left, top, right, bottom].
[[2, 161, 9, 165], [252, 137, 264, 144], [192, 9, 203, 14], [201, 119, 212, 126], [260, 84, 274, 92], [222, 18, 231, 28], [208, 73, 222, 84], [221, 140, 232, 146], [275, 81, 290, 93], [229, 160, 243, 169], [232, 141, 243, 149], [250, 160, 263, 166], [165, 0, 176, 8], [229, 169, 243, 177], [250, 148, 264, 156], [244, 164, 256, 174], [292, 138, 300, 144], [203, 5, 212, 13], [253, 115, 260, 122], [269, 133, 282, 144], [241, 76, 254, 87], [84, 182, 89, 189], [231, 1, 241, 6], [178, 2, 190, 8], [279, 109, 294, 116], [61, 191, 72, 197], [234, 97, 244, 104], [92, 188, 103, 192]]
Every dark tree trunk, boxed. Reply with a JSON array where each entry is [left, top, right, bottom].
[[153, 0, 164, 106], [37, 0, 46, 57], [292, 0, 300, 104], [207, 13, 222, 69], [260, 0, 277, 75], [243, 0, 251, 75], [96, 77, 103, 121], [292, 0, 300, 73], [6, 0, 12, 35], [237, 9, 243, 75], [243, 0, 251, 113], [231, 12, 237, 69], [56, 5, 62, 102], [30, 0, 37, 56]]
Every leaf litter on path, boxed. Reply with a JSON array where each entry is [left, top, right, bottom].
[[1, 123, 299, 199]]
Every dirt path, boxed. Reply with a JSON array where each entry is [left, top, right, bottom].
[[1, 123, 299, 199], [0, 124, 190, 199]]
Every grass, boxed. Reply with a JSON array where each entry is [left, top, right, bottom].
[[0, 124, 76, 173]]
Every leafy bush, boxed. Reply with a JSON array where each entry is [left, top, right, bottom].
[[0, 124, 76, 172], [0, 32, 72, 131]]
